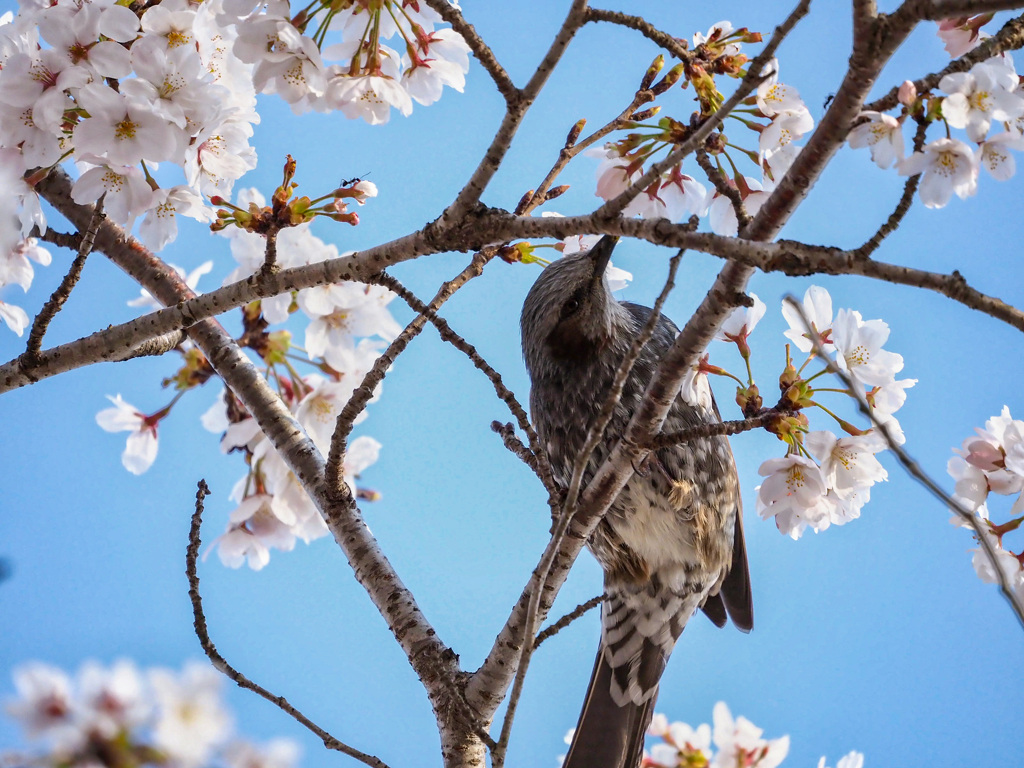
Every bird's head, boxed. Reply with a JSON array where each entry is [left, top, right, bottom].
[[520, 235, 626, 376]]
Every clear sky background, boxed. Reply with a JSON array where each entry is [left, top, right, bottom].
[[2, 2, 1024, 767]]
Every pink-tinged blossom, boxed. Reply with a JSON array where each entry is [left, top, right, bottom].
[[947, 455, 989, 512], [971, 525, 1024, 592], [36, 3, 136, 78], [898, 80, 918, 106], [848, 111, 905, 169], [710, 701, 789, 768], [657, 167, 710, 220], [831, 308, 905, 388], [940, 61, 1024, 142], [95, 394, 159, 475], [0, 238, 51, 292], [756, 455, 835, 539], [898, 137, 979, 208], [402, 28, 471, 106], [646, 716, 713, 768], [149, 663, 232, 767], [782, 284, 833, 353], [0, 49, 91, 134], [716, 293, 765, 343], [213, 526, 271, 570], [0, 298, 30, 335], [693, 21, 739, 54], [937, 16, 988, 58], [591, 150, 642, 201], [71, 162, 155, 231]]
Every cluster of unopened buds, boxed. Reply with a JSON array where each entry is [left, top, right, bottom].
[[847, 15, 1024, 208], [587, 21, 812, 235], [948, 406, 1024, 596], [691, 285, 914, 540], [4, 659, 299, 768]]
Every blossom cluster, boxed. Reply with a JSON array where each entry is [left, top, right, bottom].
[[97, 188, 397, 569], [948, 406, 1024, 597], [0, 0, 468, 315], [590, 21, 813, 236], [559, 702, 861, 768], [847, 20, 1024, 208], [697, 286, 913, 539], [4, 659, 299, 768]]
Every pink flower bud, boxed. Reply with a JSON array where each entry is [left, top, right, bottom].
[[897, 80, 917, 106]]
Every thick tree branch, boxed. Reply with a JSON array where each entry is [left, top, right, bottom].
[[186, 481, 392, 768]]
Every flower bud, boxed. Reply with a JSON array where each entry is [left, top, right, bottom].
[[514, 189, 535, 215], [897, 80, 917, 106], [640, 54, 665, 91], [651, 63, 685, 95], [779, 360, 799, 391], [565, 118, 586, 148], [544, 185, 571, 202], [630, 106, 661, 122]]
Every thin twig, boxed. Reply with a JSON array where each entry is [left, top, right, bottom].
[[23, 198, 104, 361], [696, 149, 749, 232], [585, 8, 692, 61], [325, 253, 492, 498], [260, 229, 279, 277], [783, 297, 1024, 629], [534, 595, 604, 648], [185, 481, 394, 768], [490, 421, 548, 489], [35, 228, 82, 250], [647, 410, 781, 450], [377, 273, 560, 504], [850, 118, 929, 260]]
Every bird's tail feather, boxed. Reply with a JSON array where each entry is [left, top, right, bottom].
[[561, 646, 655, 768]]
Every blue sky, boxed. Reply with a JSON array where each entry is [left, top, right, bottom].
[[2, 2, 1024, 767]]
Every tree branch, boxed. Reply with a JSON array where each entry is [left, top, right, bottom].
[[584, 8, 691, 61], [186, 481, 393, 768], [534, 595, 604, 648]]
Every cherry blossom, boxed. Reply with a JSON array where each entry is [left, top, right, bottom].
[[831, 308, 905, 388], [71, 162, 155, 231], [708, 177, 768, 236], [818, 752, 866, 768], [847, 111, 905, 169], [716, 293, 766, 346], [0, 298, 30, 335], [150, 663, 232, 768], [782, 284, 834, 352], [5, 663, 81, 746], [77, 660, 150, 738], [95, 394, 159, 475], [940, 60, 1024, 142], [937, 17, 987, 58], [139, 187, 215, 252], [710, 701, 790, 768], [897, 138, 979, 208], [756, 455, 835, 539], [223, 739, 301, 768], [805, 431, 888, 501], [977, 132, 1024, 181]]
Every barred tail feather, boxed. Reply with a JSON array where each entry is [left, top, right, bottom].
[[561, 647, 656, 768]]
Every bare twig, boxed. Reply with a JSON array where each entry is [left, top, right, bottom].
[[260, 229, 279, 277], [23, 198, 104, 361], [850, 118, 929, 260], [783, 297, 1024, 629], [35, 228, 82, 250], [185, 481, 393, 768], [696, 149, 749, 232], [534, 595, 605, 647], [325, 253, 492, 497], [585, 8, 691, 61], [490, 421, 550, 491], [374, 272, 560, 503], [647, 410, 781, 450]]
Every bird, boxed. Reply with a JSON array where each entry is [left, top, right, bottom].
[[520, 235, 752, 768]]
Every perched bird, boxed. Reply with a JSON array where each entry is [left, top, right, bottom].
[[520, 236, 752, 768]]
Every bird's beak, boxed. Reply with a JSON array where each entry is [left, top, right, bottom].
[[587, 235, 618, 281]]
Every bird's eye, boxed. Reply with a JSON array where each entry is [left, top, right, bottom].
[[560, 290, 585, 319]]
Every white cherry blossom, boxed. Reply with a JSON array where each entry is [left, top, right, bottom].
[[150, 663, 232, 767], [832, 308, 904, 388], [897, 137, 979, 208], [805, 430, 888, 500], [711, 701, 789, 768], [782, 284, 834, 353], [756, 455, 836, 539], [0, 298, 30, 335], [848, 111, 905, 169], [977, 132, 1024, 180], [941, 60, 1024, 142], [95, 394, 159, 475], [71, 161, 155, 231]]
